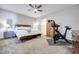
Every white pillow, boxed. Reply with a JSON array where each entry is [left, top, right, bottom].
[[16, 27, 31, 30], [14, 29, 28, 37]]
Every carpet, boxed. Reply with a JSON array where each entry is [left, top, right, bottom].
[[46, 39, 72, 46]]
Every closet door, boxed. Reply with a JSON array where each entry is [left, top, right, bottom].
[[41, 19, 47, 36]]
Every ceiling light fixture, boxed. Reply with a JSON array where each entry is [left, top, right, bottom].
[[34, 9, 38, 13], [28, 4, 43, 13]]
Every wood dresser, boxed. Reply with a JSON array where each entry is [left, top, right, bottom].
[[72, 30, 79, 54], [47, 20, 55, 37]]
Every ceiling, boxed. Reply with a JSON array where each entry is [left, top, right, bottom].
[[0, 4, 75, 18]]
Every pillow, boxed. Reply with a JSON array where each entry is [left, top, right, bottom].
[[14, 29, 28, 37], [16, 27, 31, 30]]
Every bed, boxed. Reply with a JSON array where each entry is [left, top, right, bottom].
[[14, 24, 41, 42]]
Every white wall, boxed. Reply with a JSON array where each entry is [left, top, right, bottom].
[[0, 9, 17, 28], [0, 9, 35, 26], [41, 19, 47, 35], [17, 14, 35, 25], [40, 5, 79, 30], [39, 5, 79, 40], [0, 9, 36, 38]]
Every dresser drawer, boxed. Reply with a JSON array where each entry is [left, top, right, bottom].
[[4, 31, 16, 39]]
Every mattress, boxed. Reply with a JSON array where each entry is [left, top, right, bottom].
[[14, 29, 41, 39]]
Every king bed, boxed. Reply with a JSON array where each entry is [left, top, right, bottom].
[[14, 24, 41, 42]]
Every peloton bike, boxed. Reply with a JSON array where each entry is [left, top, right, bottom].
[[51, 20, 72, 44]]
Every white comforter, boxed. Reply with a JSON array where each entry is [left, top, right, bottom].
[[14, 29, 41, 39]]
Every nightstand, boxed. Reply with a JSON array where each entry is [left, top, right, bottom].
[[4, 31, 16, 39]]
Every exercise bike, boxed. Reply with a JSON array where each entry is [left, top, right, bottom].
[[51, 20, 72, 44]]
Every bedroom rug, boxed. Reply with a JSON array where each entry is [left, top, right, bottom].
[[46, 39, 72, 46]]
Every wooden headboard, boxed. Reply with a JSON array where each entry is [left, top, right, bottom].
[[15, 24, 31, 27]]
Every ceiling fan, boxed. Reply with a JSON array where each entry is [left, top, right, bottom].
[[28, 4, 43, 13]]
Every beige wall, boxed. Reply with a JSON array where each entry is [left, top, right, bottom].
[[17, 14, 35, 25]]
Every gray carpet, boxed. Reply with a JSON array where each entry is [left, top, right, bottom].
[[0, 37, 72, 53], [47, 39, 72, 46]]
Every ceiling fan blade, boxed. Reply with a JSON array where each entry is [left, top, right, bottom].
[[38, 10, 43, 12], [37, 5, 42, 8], [29, 4, 34, 8], [35, 5, 37, 8]]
